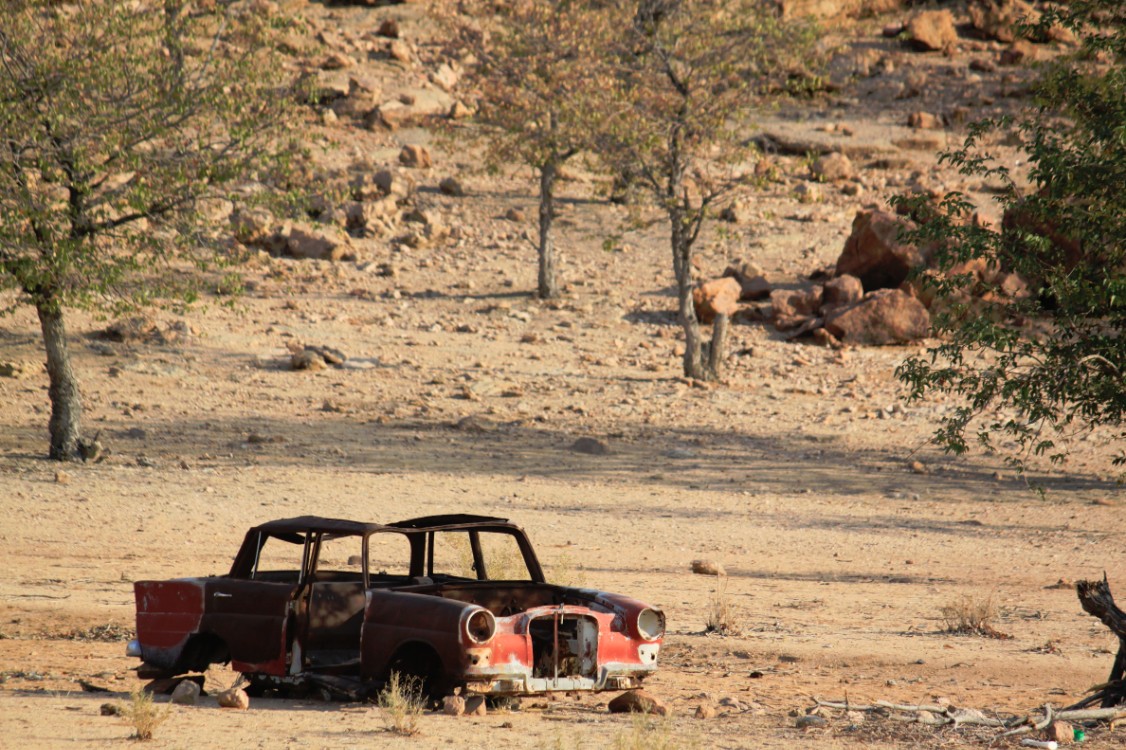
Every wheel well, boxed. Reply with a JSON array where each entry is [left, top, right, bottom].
[[176, 633, 230, 673], [386, 641, 447, 699]]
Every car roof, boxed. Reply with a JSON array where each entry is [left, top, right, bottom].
[[251, 514, 511, 537]]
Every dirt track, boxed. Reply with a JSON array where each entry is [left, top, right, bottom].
[[1, 1, 1123, 747]]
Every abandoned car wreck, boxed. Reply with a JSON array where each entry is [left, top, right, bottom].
[[129, 514, 664, 699]]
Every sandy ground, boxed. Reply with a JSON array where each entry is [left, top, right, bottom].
[[1, 1, 1123, 748]]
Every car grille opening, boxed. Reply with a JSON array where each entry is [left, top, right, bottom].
[[529, 613, 598, 680]]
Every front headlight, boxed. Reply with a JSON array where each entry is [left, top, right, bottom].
[[465, 609, 496, 644], [636, 608, 664, 641]]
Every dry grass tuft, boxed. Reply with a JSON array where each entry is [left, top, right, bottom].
[[121, 687, 169, 741], [612, 715, 696, 750], [704, 576, 740, 635], [378, 671, 424, 736], [940, 594, 1011, 639]]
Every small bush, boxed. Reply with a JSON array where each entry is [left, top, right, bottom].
[[121, 687, 169, 741], [940, 594, 1011, 639], [378, 671, 424, 736]]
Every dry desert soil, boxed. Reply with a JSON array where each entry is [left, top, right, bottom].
[[1, 1, 1123, 748]]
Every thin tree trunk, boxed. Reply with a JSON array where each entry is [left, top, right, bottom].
[[671, 217, 705, 379], [37, 303, 83, 461], [538, 161, 559, 299], [707, 312, 729, 379]]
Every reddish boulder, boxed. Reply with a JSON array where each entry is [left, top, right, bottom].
[[836, 210, 927, 291], [821, 274, 863, 311], [906, 10, 958, 51], [824, 289, 930, 345], [771, 287, 822, 319], [608, 690, 669, 716], [693, 277, 741, 324]]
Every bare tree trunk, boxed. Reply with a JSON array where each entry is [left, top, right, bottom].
[[1071, 576, 1126, 709], [37, 303, 83, 461], [671, 218, 706, 379], [706, 312, 729, 379], [538, 161, 560, 299]]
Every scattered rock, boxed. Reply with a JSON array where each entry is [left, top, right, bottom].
[[607, 690, 669, 716], [836, 210, 926, 291], [439, 176, 465, 196], [1045, 720, 1073, 745], [443, 695, 465, 716], [905, 10, 958, 52], [0, 361, 33, 379], [171, 680, 200, 705], [694, 703, 717, 719], [692, 277, 742, 324], [691, 560, 726, 576], [967, 0, 1033, 44], [796, 714, 828, 728], [571, 437, 610, 455], [812, 152, 854, 182], [399, 144, 432, 169], [823, 289, 931, 345], [217, 686, 249, 710], [377, 18, 400, 38], [292, 349, 327, 371], [464, 695, 487, 716], [821, 274, 863, 311], [907, 111, 943, 129]]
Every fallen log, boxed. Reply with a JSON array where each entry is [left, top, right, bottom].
[[1068, 575, 1126, 709]]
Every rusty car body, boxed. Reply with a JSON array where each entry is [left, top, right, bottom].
[[129, 514, 664, 698]]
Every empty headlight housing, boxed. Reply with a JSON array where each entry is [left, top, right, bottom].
[[465, 609, 496, 644], [636, 608, 665, 641]]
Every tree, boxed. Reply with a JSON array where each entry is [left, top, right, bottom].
[[0, 0, 300, 460], [593, 0, 814, 380], [453, 0, 610, 299], [895, 0, 1125, 475]]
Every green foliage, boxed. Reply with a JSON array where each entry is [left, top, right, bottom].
[[0, 0, 302, 318], [895, 0, 1125, 475]]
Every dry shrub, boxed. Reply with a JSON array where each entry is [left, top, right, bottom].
[[378, 671, 424, 736], [547, 551, 587, 588], [121, 687, 169, 741], [940, 594, 1011, 639], [705, 576, 740, 635]]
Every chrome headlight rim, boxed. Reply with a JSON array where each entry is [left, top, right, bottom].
[[465, 608, 497, 644], [636, 608, 664, 641]]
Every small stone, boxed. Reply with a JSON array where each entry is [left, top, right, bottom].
[[909, 460, 929, 475], [449, 100, 472, 119], [796, 714, 828, 729], [100, 703, 122, 716], [377, 18, 400, 38], [812, 152, 854, 182], [1046, 720, 1073, 745], [217, 687, 249, 710], [794, 182, 822, 204], [55, 470, 70, 485], [691, 560, 725, 576], [464, 695, 487, 716], [504, 207, 525, 222], [571, 437, 609, 455], [607, 690, 669, 716], [694, 703, 717, 719], [399, 144, 432, 169], [388, 39, 411, 63], [291, 349, 326, 371], [439, 177, 465, 196], [170, 680, 200, 705], [443, 695, 466, 716]]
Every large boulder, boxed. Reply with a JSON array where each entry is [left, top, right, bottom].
[[835, 210, 927, 291], [906, 10, 958, 51], [693, 277, 742, 324], [824, 289, 930, 345]]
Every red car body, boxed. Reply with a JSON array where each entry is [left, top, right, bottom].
[[130, 514, 664, 697]]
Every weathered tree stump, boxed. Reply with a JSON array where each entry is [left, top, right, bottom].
[[1069, 575, 1126, 709]]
